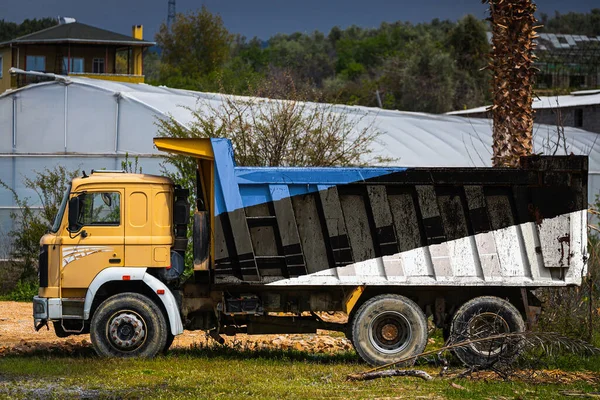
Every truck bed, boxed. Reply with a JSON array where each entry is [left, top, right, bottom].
[[210, 139, 588, 288]]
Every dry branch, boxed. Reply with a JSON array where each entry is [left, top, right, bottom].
[[347, 369, 433, 382], [589, 224, 600, 235], [348, 331, 600, 381], [559, 391, 600, 398]]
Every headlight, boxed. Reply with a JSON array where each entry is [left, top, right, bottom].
[[34, 302, 45, 314]]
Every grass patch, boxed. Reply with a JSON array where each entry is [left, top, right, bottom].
[[545, 354, 600, 372], [1, 345, 599, 400]]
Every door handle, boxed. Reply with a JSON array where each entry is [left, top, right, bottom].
[[109, 258, 121, 264]]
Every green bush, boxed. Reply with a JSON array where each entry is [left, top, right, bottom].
[[0, 166, 79, 287], [0, 279, 38, 302]]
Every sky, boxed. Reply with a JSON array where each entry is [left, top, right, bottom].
[[1, 0, 598, 42]]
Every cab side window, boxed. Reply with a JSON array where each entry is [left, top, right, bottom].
[[78, 192, 121, 226]]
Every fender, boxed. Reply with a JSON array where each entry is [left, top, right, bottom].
[[83, 267, 184, 335], [142, 273, 184, 335]]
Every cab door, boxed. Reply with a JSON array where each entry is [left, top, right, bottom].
[[61, 190, 125, 289]]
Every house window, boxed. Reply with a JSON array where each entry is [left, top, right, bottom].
[[0, 55, 3, 78], [570, 75, 585, 88], [92, 58, 105, 74], [62, 57, 84, 74], [574, 109, 584, 128], [71, 58, 84, 73], [26, 55, 45, 72]]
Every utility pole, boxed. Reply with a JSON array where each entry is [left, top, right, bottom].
[[167, 0, 176, 29]]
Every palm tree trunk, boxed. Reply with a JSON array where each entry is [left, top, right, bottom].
[[487, 0, 538, 167]]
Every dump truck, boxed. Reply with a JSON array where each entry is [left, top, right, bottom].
[[32, 137, 588, 366]]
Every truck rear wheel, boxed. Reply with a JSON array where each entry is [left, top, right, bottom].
[[351, 294, 428, 366], [449, 296, 525, 367], [90, 293, 168, 358]]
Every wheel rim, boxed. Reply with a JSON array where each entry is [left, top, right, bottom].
[[467, 312, 510, 356], [368, 311, 412, 354], [106, 310, 147, 352]]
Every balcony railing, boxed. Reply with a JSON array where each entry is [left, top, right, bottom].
[[11, 69, 145, 89], [68, 72, 145, 84]]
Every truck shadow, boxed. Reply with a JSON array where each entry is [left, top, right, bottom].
[[0, 342, 361, 365], [167, 345, 361, 364], [0, 342, 96, 358]]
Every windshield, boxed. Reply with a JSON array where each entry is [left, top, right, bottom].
[[51, 185, 71, 233]]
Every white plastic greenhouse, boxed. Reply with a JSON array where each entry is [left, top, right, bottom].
[[1, 76, 599, 245]]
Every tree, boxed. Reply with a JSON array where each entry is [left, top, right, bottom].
[[156, 6, 233, 82], [540, 9, 600, 36], [231, 36, 269, 72], [0, 18, 57, 42], [268, 31, 335, 85], [381, 39, 457, 114], [487, 0, 538, 167], [447, 15, 491, 110], [448, 15, 489, 73], [156, 72, 390, 196], [143, 50, 161, 83]]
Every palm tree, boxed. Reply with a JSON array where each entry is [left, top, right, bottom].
[[487, 0, 538, 167]]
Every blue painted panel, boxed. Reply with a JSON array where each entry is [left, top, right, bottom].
[[213, 166, 227, 216], [212, 138, 244, 215], [235, 167, 407, 185], [211, 138, 406, 216], [269, 184, 291, 202], [240, 185, 271, 208]]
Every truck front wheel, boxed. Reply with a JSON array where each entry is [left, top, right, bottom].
[[163, 332, 175, 354], [351, 294, 428, 366], [90, 293, 168, 358]]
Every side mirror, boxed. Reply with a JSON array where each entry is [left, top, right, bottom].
[[68, 197, 80, 232], [101, 193, 112, 207]]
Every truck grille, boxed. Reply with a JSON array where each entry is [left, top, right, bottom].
[[39, 245, 48, 288]]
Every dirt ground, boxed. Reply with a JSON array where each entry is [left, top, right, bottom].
[[0, 301, 352, 356]]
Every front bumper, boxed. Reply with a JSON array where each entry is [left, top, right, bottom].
[[33, 296, 63, 330], [33, 296, 48, 329]]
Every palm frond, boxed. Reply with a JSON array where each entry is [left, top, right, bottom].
[[353, 331, 600, 379]]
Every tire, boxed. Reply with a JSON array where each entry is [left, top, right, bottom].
[[163, 332, 175, 355], [449, 296, 525, 367], [351, 294, 428, 366], [90, 292, 168, 358]]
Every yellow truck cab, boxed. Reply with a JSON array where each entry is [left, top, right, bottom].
[[32, 137, 589, 365], [35, 171, 185, 355], [40, 172, 175, 297]]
